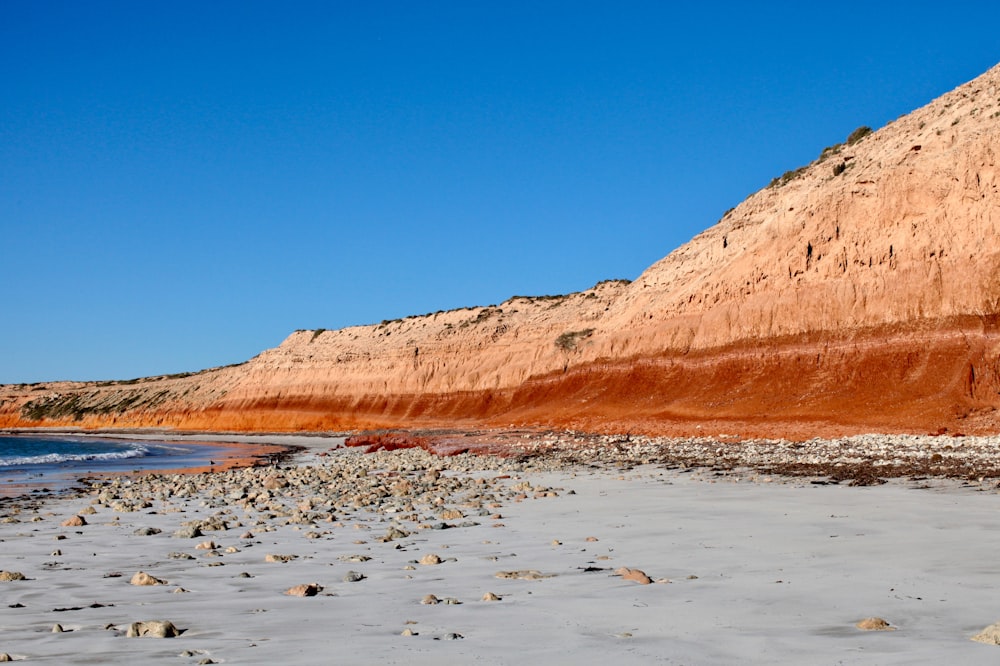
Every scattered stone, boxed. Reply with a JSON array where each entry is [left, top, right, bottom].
[[441, 632, 464, 640], [421, 594, 440, 605], [343, 571, 365, 583], [382, 526, 410, 542], [168, 552, 195, 560], [971, 621, 1000, 644], [126, 620, 181, 638], [419, 554, 442, 566], [0, 571, 26, 582], [0, 653, 11, 662], [481, 592, 501, 601], [586, 536, 599, 542], [264, 554, 297, 563], [401, 628, 418, 636], [495, 570, 554, 580], [134, 527, 162, 536], [52, 623, 65, 633], [615, 567, 652, 585], [173, 525, 202, 539], [285, 583, 323, 597], [856, 617, 895, 631], [195, 540, 217, 550], [61, 515, 86, 527], [130, 571, 167, 586]]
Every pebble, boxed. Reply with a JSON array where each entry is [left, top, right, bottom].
[[126, 620, 181, 638], [285, 583, 323, 597], [972, 621, 1000, 645], [130, 571, 167, 586], [856, 617, 895, 631]]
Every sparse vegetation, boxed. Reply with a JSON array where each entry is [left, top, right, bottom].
[[768, 166, 808, 189], [310, 329, 326, 343], [593, 278, 632, 288], [846, 126, 873, 145], [555, 328, 595, 352], [832, 161, 847, 176], [817, 143, 843, 163]]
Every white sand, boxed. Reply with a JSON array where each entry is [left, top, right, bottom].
[[2, 446, 1000, 664]]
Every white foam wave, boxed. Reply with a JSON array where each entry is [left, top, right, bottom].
[[0, 444, 150, 467]]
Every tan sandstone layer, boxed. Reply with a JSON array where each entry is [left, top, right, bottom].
[[3, 63, 1000, 439]]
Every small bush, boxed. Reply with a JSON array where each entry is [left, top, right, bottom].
[[555, 329, 595, 351], [846, 126, 873, 145]]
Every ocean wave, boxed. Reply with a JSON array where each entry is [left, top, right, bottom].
[[0, 444, 150, 467]]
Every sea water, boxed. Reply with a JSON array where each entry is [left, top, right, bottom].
[[0, 434, 235, 498]]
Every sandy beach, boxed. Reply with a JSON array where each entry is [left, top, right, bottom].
[[3, 434, 1000, 664]]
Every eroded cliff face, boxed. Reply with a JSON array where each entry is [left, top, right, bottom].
[[4, 64, 1000, 438]]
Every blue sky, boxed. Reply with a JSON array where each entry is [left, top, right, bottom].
[[2, 2, 999, 383]]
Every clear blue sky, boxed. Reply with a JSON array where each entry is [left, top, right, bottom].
[[2, 1, 998, 383]]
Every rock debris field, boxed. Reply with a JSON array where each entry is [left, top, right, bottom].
[[5, 433, 1000, 663]]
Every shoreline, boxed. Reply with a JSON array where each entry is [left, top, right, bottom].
[[2, 441, 1000, 662], [0, 430, 313, 502]]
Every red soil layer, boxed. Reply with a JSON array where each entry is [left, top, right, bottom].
[[5, 319, 996, 440]]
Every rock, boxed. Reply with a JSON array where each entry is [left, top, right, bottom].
[[440, 509, 464, 520], [586, 536, 599, 542], [61, 515, 86, 527], [971, 621, 1000, 644], [285, 583, 323, 597], [419, 554, 442, 565], [168, 552, 195, 560], [481, 592, 501, 601], [195, 540, 217, 550], [856, 617, 895, 631], [263, 475, 288, 490], [173, 525, 202, 539], [343, 571, 365, 583], [441, 632, 464, 640], [133, 527, 162, 536], [79, 506, 97, 515], [339, 554, 371, 563], [264, 554, 297, 563], [126, 620, 181, 638], [495, 570, 553, 580], [420, 594, 439, 605], [130, 571, 167, 586], [0, 653, 11, 661], [0, 571, 26, 582], [401, 628, 417, 636], [382, 526, 409, 542], [615, 567, 652, 585], [52, 623, 65, 632]]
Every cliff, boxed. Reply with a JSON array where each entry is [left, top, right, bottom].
[[4, 63, 1000, 438]]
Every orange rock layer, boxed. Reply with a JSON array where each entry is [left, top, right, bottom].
[[3, 64, 1000, 440]]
